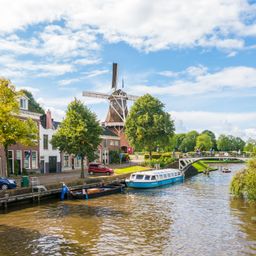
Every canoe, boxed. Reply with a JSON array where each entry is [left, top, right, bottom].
[[69, 185, 124, 200]]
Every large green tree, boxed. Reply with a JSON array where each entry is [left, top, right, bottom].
[[0, 78, 38, 176], [195, 133, 213, 151], [217, 134, 245, 151], [20, 89, 45, 114], [179, 130, 199, 152], [125, 94, 175, 159], [51, 99, 102, 178], [202, 130, 217, 150]]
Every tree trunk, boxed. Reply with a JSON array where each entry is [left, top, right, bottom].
[[4, 144, 9, 177], [149, 151, 152, 160], [80, 156, 85, 179]]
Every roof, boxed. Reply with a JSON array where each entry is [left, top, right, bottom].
[[102, 127, 118, 137], [132, 169, 180, 176]]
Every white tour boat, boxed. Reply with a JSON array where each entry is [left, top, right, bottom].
[[125, 168, 184, 188]]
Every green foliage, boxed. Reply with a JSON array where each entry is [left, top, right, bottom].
[[109, 150, 120, 164], [125, 94, 175, 158], [0, 78, 38, 176], [179, 130, 199, 152], [51, 99, 102, 178], [230, 158, 256, 201], [143, 155, 175, 168], [20, 89, 45, 114], [244, 139, 256, 153], [195, 133, 213, 151], [202, 130, 217, 150], [217, 134, 245, 151]]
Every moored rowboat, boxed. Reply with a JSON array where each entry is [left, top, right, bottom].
[[68, 184, 124, 200]]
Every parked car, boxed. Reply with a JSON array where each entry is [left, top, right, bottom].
[[88, 163, 114, 175], [0, 177, 17, 190]]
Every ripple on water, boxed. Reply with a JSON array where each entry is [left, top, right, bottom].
[[0, 164, 255, 255]]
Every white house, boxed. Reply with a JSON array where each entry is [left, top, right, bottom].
[[39, 110, 61, 173]]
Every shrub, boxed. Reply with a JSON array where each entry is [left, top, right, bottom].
[[230, 158, 256, 201], [109, 150, 120, 164]]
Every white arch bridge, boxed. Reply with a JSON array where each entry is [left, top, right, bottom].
[[178, 156, 249, 172]]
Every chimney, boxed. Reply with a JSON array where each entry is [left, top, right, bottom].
[[46, 109, 53, 129]]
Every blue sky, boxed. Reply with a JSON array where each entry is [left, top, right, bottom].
[[0, 0, 256, 139]]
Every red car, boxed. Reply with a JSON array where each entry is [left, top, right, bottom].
[[88, 163, 114, 175]]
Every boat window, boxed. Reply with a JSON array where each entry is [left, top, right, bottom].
[[164, 174, 167, 178], [136, 175, 144, 180], [144, 175, 150, 180], [131, 174, 136, 179], [151, 175, 156, 180], [159, 174, 163, 179], [168, 174, 171, 178]]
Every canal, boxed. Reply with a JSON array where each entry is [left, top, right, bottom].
[[0, 164, 255, 256]]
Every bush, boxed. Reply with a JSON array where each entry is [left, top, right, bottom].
[[109, 150, 120, 164], [230, 158, 256, 201], [143, 157, 175, 168]]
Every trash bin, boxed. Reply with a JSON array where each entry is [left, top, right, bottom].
[[21, 176, 29, 187]]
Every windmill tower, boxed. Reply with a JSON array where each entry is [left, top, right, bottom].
[[82, 63, 139, 152]]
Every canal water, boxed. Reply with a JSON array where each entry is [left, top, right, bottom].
[[0, 164, 255, 256]]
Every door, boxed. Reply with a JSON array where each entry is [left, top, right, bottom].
[[40, 160, 45, 174], [49, 156, 57, 173]]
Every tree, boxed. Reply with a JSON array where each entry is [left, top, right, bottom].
[[125, 94, 175, 159], [195, 133, 213, 151], [167, 133, 186, 151], [217, 134, 232, 151], [0, 78, 38, 176], [244, 139, 256, 153], [232, 136, 245, 151], [20, 89, 45, 114], [179, 130, 199, 152], [202, 130, 217, 150], [217, 134, 245, 152], [51, 99, 102, 178]]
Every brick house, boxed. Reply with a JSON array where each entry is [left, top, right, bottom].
[[0, 95, 41, 176]]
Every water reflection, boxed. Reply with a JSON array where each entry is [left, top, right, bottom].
[[0, 164, 255, 256]]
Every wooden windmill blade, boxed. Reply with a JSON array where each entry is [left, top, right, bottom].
[[112, 63, 118, 90], [82, 91, 110, 99]]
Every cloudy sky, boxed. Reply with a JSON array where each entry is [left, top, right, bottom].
[[0, 0, 256, 139]]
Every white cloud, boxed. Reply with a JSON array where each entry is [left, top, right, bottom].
[[170, 111, 256, 140], [130, 66, 256, 96], [0, 0, 255, 52], [83, 69, 109, 78]]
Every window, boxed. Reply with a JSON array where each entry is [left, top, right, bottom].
[[64, 156, 69, 167], [136, 175, 144, 180], [114, 140, 119, 146], [20, 98, 28, 110], [16, 150, 22, 160], [32, 151, 37, 169], [145, 175, 150, 180], [24, 151, 31, 169], [110, 140, 114, 146], [43, 135, 48, 149], [151, 176, 156, 180], [131, 174, 136, 179]]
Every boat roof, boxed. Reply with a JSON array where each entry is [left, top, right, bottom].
[[132, 168, 181, 176]]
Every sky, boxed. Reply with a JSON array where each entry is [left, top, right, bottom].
[[0, 0, 256, 140]]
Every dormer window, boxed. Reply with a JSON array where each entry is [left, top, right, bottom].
[[20, 97, 28, 110]]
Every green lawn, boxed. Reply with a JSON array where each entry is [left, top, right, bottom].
[[114, 166, 151, 175], [192, 161, 216, 173]]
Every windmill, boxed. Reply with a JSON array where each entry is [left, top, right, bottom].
[[82, 63, 139, 152]]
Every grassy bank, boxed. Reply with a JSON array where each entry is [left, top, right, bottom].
[[114, 166, 151, 175], [192, 161, 217, 173], [203, 159, 244, 164]]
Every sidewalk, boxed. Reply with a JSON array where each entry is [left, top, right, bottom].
[[15, 161, 143, 187]]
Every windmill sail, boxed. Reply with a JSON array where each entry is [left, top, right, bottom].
[[112, 63, 118, 90]]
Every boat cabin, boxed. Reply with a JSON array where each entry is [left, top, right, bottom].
[[129, 169, 182, 182]]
